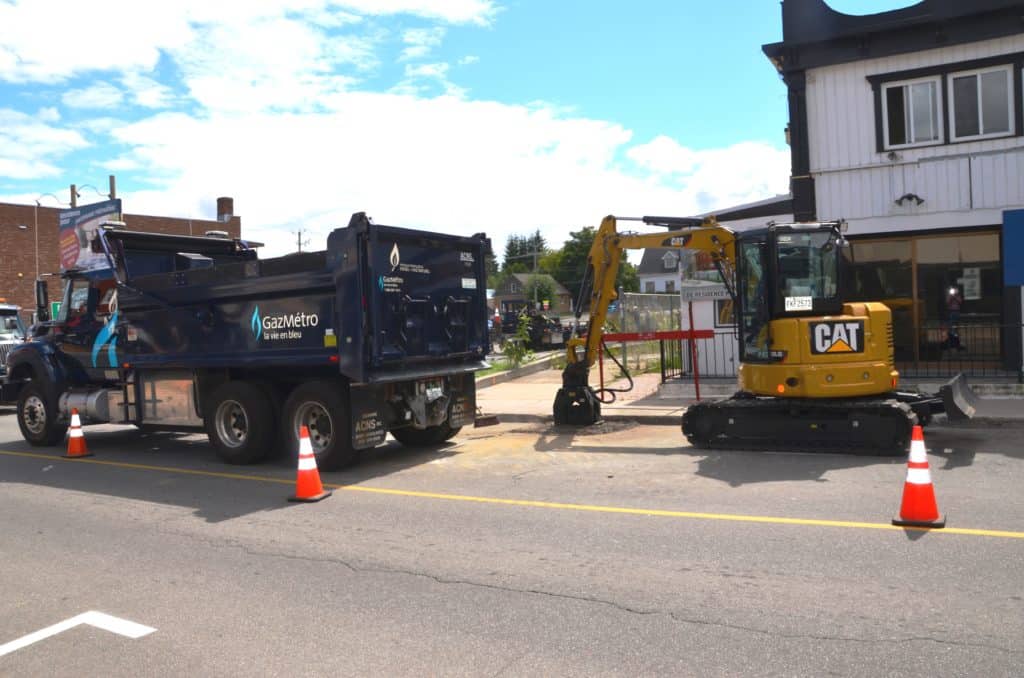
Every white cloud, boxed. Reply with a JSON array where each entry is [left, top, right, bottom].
[[332, 0, 498, 25], [37, 107, 61, 122], [120, 73, 175, 109], [627, 137, 791, 213], [394, 62, 465, 97], [401, 27, 446, 60], [62, 82, 125, 109], [457, 55, 479, 66], [0, 0, 788, 265], [0, 108, 89, 179], [106, 94, 789, 260], [0, 0, 496, 84]]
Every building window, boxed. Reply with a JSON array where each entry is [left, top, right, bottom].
[[644, 281, 655, 293], [882, 77, 942, 148], [948, 66, 1014, 141], [665, 280, 675, 293]]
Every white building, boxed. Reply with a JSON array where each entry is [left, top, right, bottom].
[[763, 0, 1024, 374]]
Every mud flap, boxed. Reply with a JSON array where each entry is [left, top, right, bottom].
[[350, 385, 388, 450], [448, 374, 476, 428], [939, 373, 979, 421]]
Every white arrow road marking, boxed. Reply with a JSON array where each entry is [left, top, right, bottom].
[[0, 611, 156, 657]]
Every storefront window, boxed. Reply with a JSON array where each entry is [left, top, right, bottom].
[[916, 232, 1001, 358], [849, 239, 914, 358]]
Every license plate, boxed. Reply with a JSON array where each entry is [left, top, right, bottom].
[[420, 378, 444, 401]]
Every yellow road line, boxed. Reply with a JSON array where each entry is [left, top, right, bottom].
[[3, 449, 1023, 540]]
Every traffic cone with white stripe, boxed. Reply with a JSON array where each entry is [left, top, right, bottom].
[[288, 425, 331, 502], [892, 425, 944, 528], [64, 408, 92, 458]]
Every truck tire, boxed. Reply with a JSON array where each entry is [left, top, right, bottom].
[[391, 423, 461, 447], [204, 381, 275, 465], [16, 382, 67, 447], [282, 380, 356, 471]]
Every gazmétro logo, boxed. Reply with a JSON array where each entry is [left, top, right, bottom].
[[810, 321, 864, 354], [251, 305, 319, 341], [251, 306, 263, 340], [389, 243, 400, 271]]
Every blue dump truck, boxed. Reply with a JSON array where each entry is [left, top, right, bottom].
[[3, 213, 490, 469]]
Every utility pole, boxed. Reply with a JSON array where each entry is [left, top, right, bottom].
[[294, 228, 311, 253]]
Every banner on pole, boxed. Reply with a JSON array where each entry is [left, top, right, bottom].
[[58, 199, 122, 271]]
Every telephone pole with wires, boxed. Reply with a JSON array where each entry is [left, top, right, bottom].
[[294, 228, 311, 253]]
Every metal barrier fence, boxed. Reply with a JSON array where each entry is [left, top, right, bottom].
[[610, 293, 683, 376], [661, 329, 739, 381], [660, 322, 1024, 383], [897, 323, 1023, 380]]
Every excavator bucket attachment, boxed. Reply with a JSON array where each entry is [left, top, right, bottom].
[[939, 373, 979, 421]]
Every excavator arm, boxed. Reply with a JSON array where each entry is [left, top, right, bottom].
[[554, 214, 736, 425]]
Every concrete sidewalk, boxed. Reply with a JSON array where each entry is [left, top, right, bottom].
[[476, 367, 1024, 426]]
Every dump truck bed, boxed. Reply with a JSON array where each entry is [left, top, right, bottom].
[[109, 213, 490, 381]]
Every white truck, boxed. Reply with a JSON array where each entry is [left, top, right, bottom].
[[0, 301, 28, 398]]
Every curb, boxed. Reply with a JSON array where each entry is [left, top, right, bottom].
[[478, 412, 681, 425], [476, 353, 557, 390]]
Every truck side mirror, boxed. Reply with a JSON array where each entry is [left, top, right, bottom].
[[35, 279, 49, 322]]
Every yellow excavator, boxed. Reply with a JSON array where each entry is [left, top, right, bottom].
[[553, 215, 977, 451]]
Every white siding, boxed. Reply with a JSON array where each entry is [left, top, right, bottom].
[[638, 272, 677, 293], [806, 35, 1024, 228]]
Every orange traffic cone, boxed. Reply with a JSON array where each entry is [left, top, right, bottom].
[[288, 425, 331, 502], [892, 425, 944, 528], [64, 408, 92, 458]]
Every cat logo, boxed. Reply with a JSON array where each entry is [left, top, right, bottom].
[[810, 321, 864, 354]]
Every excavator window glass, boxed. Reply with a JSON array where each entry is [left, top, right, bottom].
[[774, 230, 840, 308], [738, 240, 771, 360]]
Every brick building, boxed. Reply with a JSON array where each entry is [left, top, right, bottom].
[[0, 197, 240, 320]]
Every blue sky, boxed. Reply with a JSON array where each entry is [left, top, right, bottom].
[[0, 0, 917, 256]]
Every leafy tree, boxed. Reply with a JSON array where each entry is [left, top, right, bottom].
[[502, 234, 525, 272], [523, 276, 555, 309], [550, 226, 639, 310]]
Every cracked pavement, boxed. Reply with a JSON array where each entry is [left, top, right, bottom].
[[1, 415, 1022, 676]]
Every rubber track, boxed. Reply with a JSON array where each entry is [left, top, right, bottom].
[[681, 395, 917, 456]]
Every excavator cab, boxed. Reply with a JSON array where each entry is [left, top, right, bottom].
[[735, 223, 846, 363]]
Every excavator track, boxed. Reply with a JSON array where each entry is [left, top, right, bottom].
[[681, 394, 917, 455]]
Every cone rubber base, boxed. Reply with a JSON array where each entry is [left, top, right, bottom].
[[892, 514, 946, 528], [288, 489, 332, 503], [64, 451, 93, 459]]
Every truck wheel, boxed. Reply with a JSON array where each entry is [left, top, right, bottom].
[[16, 382, 67, 446], [391, 423, 461, 447], [282, 380, 356, 471], [204, 382, 275, 465]]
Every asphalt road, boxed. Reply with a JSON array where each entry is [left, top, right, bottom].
[[1, 409, 1022, 677]]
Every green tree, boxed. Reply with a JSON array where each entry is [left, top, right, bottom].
[[550, 226, 639, 310], [523, 276, 555, 309], [526, 229, 547, 257]]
